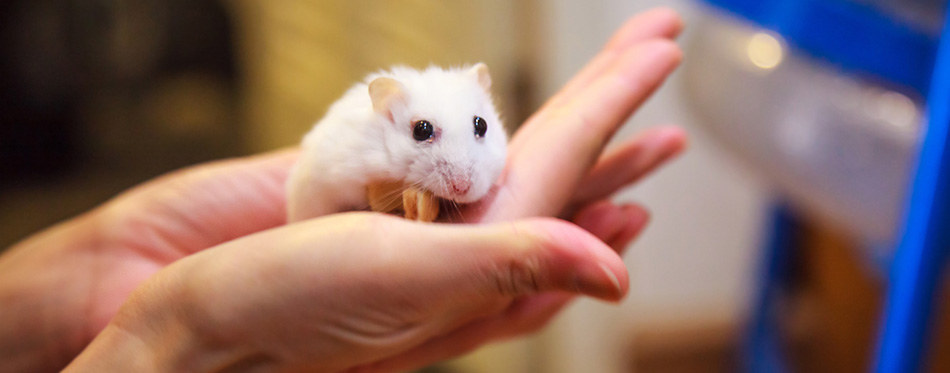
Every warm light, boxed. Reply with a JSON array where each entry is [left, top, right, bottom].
[[873, 90, 919, 134], [746, 33, 784, 70]]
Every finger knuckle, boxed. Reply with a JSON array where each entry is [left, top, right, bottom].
[[493, 254, 543, 297], [560, 108, 610, 153]]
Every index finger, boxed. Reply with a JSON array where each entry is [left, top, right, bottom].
[[489, 39, 682, 220], [545, 7, 684, 110]]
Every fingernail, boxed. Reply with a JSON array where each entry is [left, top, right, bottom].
[[599, 262, 623, 294], [573, 261, 626, 300]]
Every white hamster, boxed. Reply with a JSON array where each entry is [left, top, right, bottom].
[[286, 64, 508, 222]]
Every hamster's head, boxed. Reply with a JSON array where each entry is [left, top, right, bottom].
[[369, 63, 507, 203]]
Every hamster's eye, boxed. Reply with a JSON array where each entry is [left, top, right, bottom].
[[413, 120, 434, 142], [474, 116, 487, 138]]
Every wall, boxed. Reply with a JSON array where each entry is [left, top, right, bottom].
[[528, 1, 768, 372]]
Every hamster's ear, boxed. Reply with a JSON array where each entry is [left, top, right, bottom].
[[469, 63, 491, 91], [369, 77, 408, 122]]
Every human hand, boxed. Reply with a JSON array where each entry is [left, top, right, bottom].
[[382, 6, 686, 368], [65, 213, 633, 372], [0, 7, 685, 372]]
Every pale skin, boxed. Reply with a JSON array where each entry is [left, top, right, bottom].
[[0, 8, 687, 372]]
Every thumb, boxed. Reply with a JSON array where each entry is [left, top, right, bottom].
[[393, 217, 629, 303]]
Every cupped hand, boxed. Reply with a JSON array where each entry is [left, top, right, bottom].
[[1, 7, 686, 372], [67, 213, 632, 372]]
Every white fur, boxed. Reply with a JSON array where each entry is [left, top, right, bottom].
[[286, 64, 508, 222]]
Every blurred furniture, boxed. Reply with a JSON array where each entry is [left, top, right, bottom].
[[0, 0, 241, 249], [689, 0, 950, 371], [876, 10, 950, 372]]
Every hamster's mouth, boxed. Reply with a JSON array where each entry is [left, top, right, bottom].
[[431, 190, 467, 203], [430, 184, 480, 204], [424, 174, 479, 203]]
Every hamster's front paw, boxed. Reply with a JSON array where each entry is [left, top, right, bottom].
[[403, 187, 440, 222]]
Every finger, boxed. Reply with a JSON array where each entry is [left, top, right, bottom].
[[559, 40, 682, 152], [361, 203, 653, 371], [397, 217, 629, 304], [572, 200, 628, 245], [485, 203, 648, 340], [569, 126, 687, 212], [571, 201, 650, 253], [605, 204, 651, 252], [497, 40, 682, 220], [100, 148, 301, 255], [187, 213, 629, 373], [546, 7, 684, 109], [356, 293, 572, 373]]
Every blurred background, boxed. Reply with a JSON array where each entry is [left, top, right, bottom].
[[1, 0, 948, 372]]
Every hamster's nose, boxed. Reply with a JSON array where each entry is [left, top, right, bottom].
[[451, 178, 472, 195]]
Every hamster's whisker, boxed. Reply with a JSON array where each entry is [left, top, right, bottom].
[[408, 180, 428, 194], [437, 177, 468, 223], [439, 178, 450, 198], [374, 184, 412, 211], [379, 185, 409, 202], [451, 201, 467, 224]]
